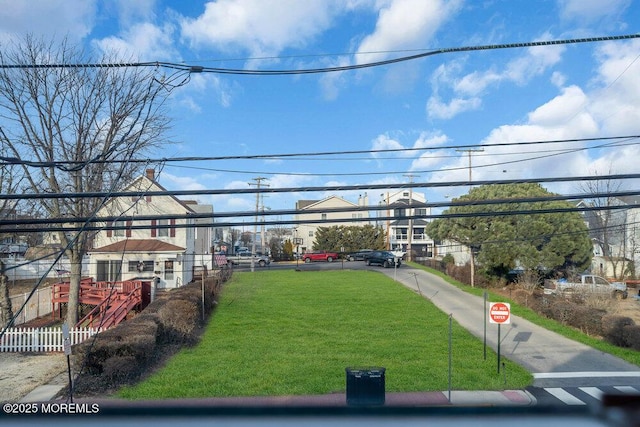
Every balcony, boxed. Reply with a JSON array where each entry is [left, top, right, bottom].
[[390, 233, 428, 244]]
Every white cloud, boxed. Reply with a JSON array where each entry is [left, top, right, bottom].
[[558, 0, 631, 23], [92, 22, 177, 61], [160, 172, 207, 191], [0, 0, 96, 43], [412, 131, 449, 149], [367, 133, 406, 170], [427, 96, 482, 120], [112, 0, 157, 26], [410, 149, 450, 171], [550, 71, 566, 88], [454, 69, 502, 97], [590, 39, 640, 135], [527, 85, 597, 131], [504, 40, 565, 85], [371, 133, 405, 154], [355, 0, 463, 64], [180, 0, 341, 60], [426, 33, 565, 120]]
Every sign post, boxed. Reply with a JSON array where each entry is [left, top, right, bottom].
[[489, 302, 510, 374], [62, 323, 73, 402]]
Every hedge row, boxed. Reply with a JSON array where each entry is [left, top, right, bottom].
[[69, 273, 228, 396], [509, 288, 640, 350]]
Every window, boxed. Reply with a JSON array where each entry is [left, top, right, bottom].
[[128, 261, 154, 273], [308, 231, 314, 237], [321, 213, 327, 220], [164, 260, 174, 280], [96, 260, 122, 282], [157, 219, 169, 237], [113, 220, 126, 237]]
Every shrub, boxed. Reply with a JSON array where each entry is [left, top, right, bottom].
[[568, 306, 605, 336], [602, 316, 636, 347], [510, 288, 531, 306], [622, 324, 640, 350], [157, 298, 201, 345], [68, 272, 231, 397], [547, 300, 579, 325]]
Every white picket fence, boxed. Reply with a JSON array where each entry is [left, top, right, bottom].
[[0, 326, 102, 352]]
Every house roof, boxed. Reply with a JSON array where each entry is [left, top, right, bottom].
[[118, 170, 196, 214], [389, 198, 429, 208], [296, 195, 359, 210], [90, 239, 185, 253]]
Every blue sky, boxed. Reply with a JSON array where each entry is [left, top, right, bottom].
[[2, 0, 640, 219]]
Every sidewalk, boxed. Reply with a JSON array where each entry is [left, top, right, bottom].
[[20, 376, 536, 407]]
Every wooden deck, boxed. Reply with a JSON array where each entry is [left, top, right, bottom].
[[52, 279, 143, 328]]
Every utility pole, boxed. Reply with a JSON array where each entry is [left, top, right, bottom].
[[380, 192, 390, 250], [403, 174, 417, 262], [456, 149, 483, 287], [456, 148, 484, 190], [249, 177, 269, 272]]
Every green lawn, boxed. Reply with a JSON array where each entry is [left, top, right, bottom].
[[118, 270, 533, 399]]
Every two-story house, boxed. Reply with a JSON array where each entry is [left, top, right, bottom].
[[380, 190, 435, 260], [294, 194, 370, 252], [88, 169, 201, 289]]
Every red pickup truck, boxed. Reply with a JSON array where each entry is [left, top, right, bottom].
[[302, 250, 339, 263]]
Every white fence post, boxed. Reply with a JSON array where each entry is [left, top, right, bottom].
[[0, 326, 101, 352]]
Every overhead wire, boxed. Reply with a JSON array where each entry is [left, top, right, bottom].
[[2, 135, 638, 168], [160, 137, 640, 178]]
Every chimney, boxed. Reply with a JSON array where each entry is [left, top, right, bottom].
[[145, 169, 155, 181]]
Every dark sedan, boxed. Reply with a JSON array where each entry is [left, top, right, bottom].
[[345, 249, 373, 261], [365, 250, 402, 268]]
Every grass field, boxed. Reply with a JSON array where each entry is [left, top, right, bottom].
[[118, 269, 533, 399]]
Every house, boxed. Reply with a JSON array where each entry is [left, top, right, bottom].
[[294, 195, 370, 252], [184, 200, 214, 270], [380, 190, 435, 260], [580, 197, 640, 278], [88, 169, 203, 289]]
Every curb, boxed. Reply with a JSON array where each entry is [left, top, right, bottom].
[[20, 386, 535, 407]]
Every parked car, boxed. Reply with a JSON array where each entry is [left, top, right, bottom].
[[346, 249, 373, 261], [228, 252, 271, 267], [365, 250, 402, 268], [301, 250, 339, 263], [544, 274, 628, 299]]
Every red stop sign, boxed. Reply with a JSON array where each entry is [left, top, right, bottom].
[[489, 302, 511, 324]]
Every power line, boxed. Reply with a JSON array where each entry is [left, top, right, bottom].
[[1, 34, 637, 76], [3, 188, 640, 232], [3, 172, 640, 201], [2, 135, 638, 168]]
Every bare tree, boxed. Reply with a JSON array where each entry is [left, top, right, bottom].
[[0, 261, 12, 328], [578, 168, 628, 278], [0, 35, 173, 325], [0, 139, 21, 326]]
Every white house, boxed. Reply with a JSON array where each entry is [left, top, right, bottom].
[[88, 169, 202, 289], [294, 195, 370, 252], [380, 190, 435, 260]]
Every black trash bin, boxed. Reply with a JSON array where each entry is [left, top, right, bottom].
[[345, 367, 385, 406]]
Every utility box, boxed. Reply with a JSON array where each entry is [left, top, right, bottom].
[[345, 367, 386, 406]]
